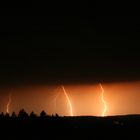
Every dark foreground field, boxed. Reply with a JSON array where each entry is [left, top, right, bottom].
[[0, 114, 140, 140]]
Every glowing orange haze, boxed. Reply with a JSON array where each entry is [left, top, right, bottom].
[[0, 82, 140, 116]]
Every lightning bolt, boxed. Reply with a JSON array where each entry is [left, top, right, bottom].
[[99, 83, 107, 117], [61, 85, 73, 116], [6, 94, 12, 114]]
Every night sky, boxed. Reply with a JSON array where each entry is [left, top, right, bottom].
[[0, 17, 139, 85], [0, 5, 140, 85]]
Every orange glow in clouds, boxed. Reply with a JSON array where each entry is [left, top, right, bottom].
[[0, 82, 140, 116]]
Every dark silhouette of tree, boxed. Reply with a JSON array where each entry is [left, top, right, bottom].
[[11, 112, 17, 118], [18, 109, 28, 118], [5, 113, 10, 118], [0, 112, 4, 118], [40, 110, 47, 118], [30, 111, 37, 118], [55, 113, 59, 117]]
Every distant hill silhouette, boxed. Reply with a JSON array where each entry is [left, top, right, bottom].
[[0, 110, 140, 140]]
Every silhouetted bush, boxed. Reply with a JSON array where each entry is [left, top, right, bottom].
[[0, 112, 4, 118], [11, 112, 17, 118], [40, 110, 47, 118], [55, 113, 59, 117], [18, 109, 28, 118], [30, 111, 37, 118], [5, 113, 10, 118]]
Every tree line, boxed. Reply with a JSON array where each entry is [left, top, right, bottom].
[[0, 109, 59, 118]]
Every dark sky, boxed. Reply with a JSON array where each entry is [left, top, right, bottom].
[[0, 5, 140, 85]]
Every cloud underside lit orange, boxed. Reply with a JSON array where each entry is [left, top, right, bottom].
[[0, 82, 140, 116]]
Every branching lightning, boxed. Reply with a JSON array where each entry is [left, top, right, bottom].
[[99, 83, 107, 117], [61, 85, 73, 116], [6, 94, 12, 114]]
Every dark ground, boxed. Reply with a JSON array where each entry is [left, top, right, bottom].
[[0, 115, 140, 140]]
